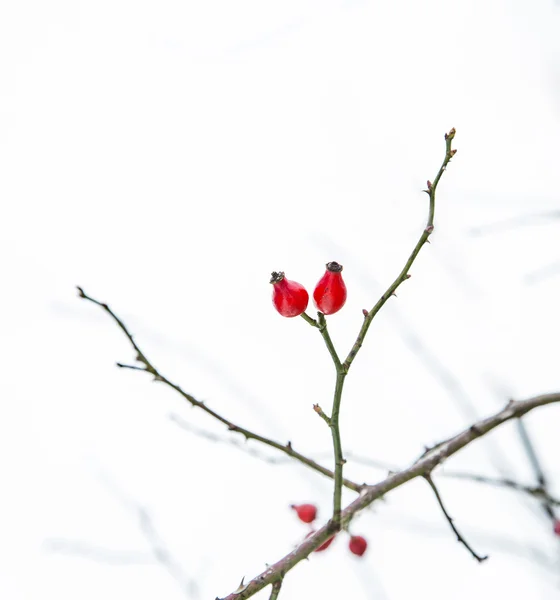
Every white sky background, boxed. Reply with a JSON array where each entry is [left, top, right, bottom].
[[1, 0, 560, 598]]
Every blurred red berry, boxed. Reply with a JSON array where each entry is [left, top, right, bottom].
[[554, 519, 560, 536], [313, 261, 347, 315], [270, 272, 309, 317], [291, 503, 317, 523], [315, 535, 335, 552], [349, 535, 367, 557], [305, 530, 335, 552]]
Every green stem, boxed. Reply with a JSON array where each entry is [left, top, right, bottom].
[[330, 369, 347, 523], [303, 311, 347, 521], [317, 312, 342, 370], [342, 128, 456, 372]]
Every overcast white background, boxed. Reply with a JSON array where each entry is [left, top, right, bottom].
[[1, 0, 560, 598]]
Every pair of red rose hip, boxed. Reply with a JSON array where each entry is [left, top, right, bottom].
[[271, 262, 347, 317], [291, 503, 368, 557]]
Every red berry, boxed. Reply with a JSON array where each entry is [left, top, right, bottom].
[[315, 535, 335, 552], [348, 535, 367, 557], [271, 272, 309, 317], [291, 503, 317, 523], [305, 530, 335, 552], [313, 262, 347, 315], [554, 519, 560, 536]]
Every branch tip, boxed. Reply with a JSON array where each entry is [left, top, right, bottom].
[[424, 475, 488, 563]]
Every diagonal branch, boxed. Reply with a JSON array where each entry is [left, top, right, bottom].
[[76, 287, 363, 493], [217, 392, 560, 600], [342, 128, 456, 373], [169, 416, 560, 510], [424, 475, 488, 562]]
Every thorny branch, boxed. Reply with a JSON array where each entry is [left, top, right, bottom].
[[76, 286, 363, 493], [341, 128, 457, 373], [169, 415, 560, 509], [301, 128, 456, 527], [76, 129, 560, 600], [216, 393, 560, 600]]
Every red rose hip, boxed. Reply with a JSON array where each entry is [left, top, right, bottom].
[[554, 519, 560, 536], [313, 261, 347, 315], [291, 503, 317, 523], [315, 535, 335, 552], [349, 535, 367, 556], [270, 272, 309, 317], [305, 530, 335, 552]]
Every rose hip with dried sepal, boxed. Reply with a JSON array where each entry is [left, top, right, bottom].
[[348, 535, 367, 557], [270, 272, 309, 318], [291, 503, 317, 523], [313, 261, 347, 315]]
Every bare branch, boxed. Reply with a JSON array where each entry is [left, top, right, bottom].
[[424, 475, 488, 562], [516, 419, 556, 520], [77, 287, 363, 494], [217, 392, 560, 600], [342, 128, 457, 373]]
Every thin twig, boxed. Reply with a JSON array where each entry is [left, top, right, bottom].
[[441, 472, 560, 507], [516, 419, 555, 519], [424, 475, 488, 562], [342, 128, 456, 373], [217, 393, 560, 600], [76, 287, 363, 493]]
